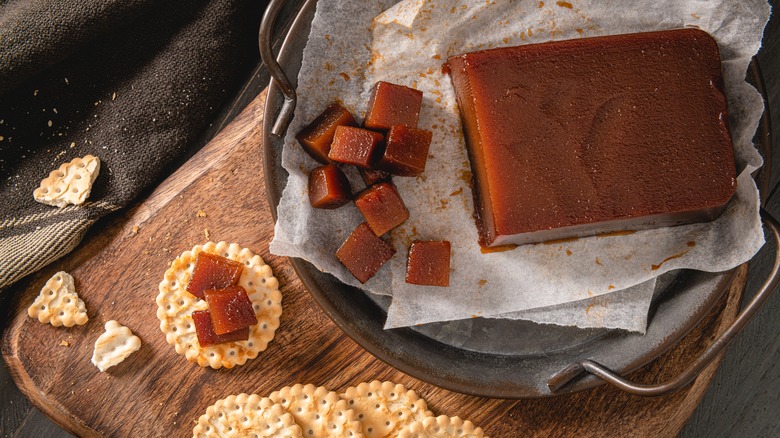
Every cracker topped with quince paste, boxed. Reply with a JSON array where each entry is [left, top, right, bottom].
[[156, 241, 282, 369]]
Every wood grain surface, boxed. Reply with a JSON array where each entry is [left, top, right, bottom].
[[0, 88, 756, 437]]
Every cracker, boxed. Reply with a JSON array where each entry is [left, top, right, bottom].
[[156, 241, 282, 369], [28, 271, 88, 327], [269, 384, 364, 438], [33, 155, 100, 207], [91, 320, 142, 372], [193, 393, 302, 438], [399, 416, 486, 438], [341, 381, 433, 438]]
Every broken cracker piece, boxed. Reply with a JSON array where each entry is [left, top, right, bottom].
[[399, 416, 486, 438], [28, 271, 88, 327], [193, 393, 302, 438], [341, 381, 432, 438], [156, 241, 282, 369], [270, 384, 364, 437], [91, 320, 141, 372], [33, 155, 100, 207]]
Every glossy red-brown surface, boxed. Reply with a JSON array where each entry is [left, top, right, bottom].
[[405, 240, 451, 287], [335, 222, 396, 283], [296, 103, 357, 163], [354, 182, 409, 236], [358, 167, 391, 186], [204, 286, 258, 335], [191, 310, 249, 347], [328, 125, 384, 168], [378, 125, 433, 176], [186, 252, 244, 300], [308, 164, 352, 209], [363, 81, 423, 131], [447, 28, 737, 247]]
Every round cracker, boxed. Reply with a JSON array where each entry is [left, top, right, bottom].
[[399, 415, 486, 438], [341, 381, 432, 438], [193, 393, 302, 438], [156, 241, 282, 369], [270, 384, 364, 438]]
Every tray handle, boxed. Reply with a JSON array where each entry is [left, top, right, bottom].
[[548, 208, 780, 396], [260, 0, 298, 138]]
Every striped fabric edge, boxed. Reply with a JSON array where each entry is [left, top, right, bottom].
[[0, 218, 94, 289]]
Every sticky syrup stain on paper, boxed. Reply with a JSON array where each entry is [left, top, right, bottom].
[[480, 244, 518, 254], [651, 251, 689, 271]]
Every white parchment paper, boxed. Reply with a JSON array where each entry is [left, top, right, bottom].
[[270, 0, 770, 332]]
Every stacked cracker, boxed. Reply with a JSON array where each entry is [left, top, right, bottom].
[[156, 241, 282, 369], [193, 381, 487, 438]]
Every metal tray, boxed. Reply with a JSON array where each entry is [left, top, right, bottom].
[[260, 0, 779, 398]]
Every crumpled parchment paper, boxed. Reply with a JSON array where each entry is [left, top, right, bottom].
[[270, 0, 770, 332]]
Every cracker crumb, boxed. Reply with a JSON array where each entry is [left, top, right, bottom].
[[59, 340, 69, 347], [112, 92, 117, 100], [196, 209, 207, 218], [70, 142, 75, 148], [34, 89, 39, 96], [204, 228, 210, 240], [47, 120, 52, 127], [132, 226, 139, 234]]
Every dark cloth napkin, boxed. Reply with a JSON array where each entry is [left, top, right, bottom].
[[0, 0, 265, 288]]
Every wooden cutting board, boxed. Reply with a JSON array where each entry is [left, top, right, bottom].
[[2, 89, 748, 437]]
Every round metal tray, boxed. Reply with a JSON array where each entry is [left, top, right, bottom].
[[261, 0, 778, 398]]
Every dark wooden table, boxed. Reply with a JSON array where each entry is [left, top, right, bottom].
[[1, 1, 778, 436]]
